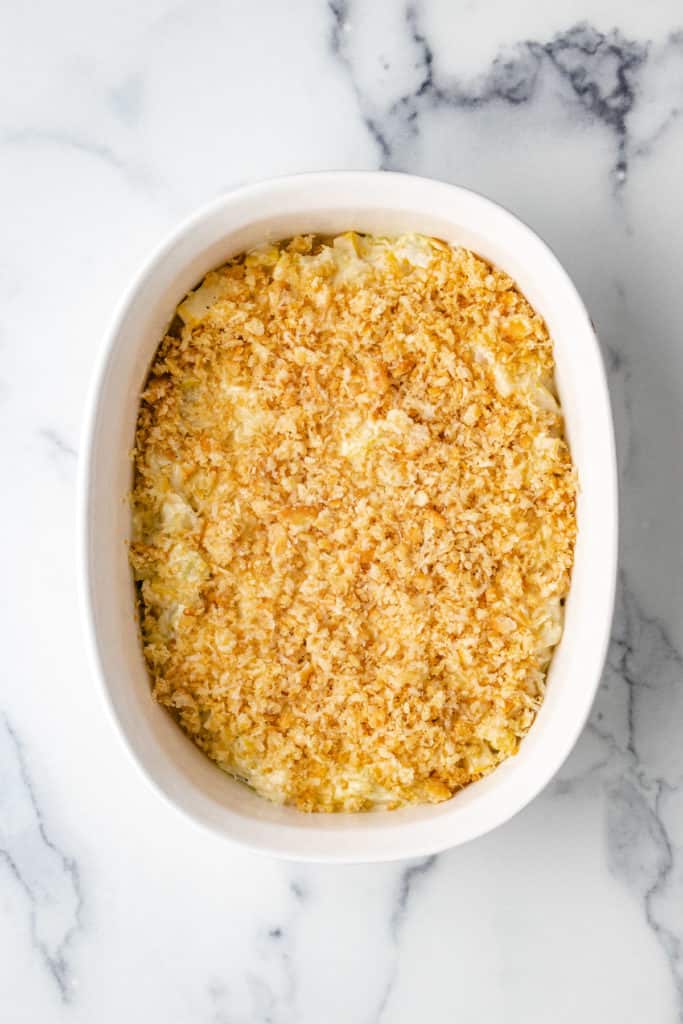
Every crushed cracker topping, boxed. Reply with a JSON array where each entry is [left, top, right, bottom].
[[130, 232, 577, 812]]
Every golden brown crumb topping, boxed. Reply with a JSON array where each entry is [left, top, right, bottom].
[[130, 232, 576, 812]]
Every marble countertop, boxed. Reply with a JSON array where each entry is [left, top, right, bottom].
[[3, 1, 683, 1020]]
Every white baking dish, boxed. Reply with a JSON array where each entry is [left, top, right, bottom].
[[79, 172, 617, 862]]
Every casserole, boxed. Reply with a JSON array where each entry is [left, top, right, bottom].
[[79, 172, 617, 861]]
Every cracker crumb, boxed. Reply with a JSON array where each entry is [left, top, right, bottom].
[[130, 232, 577, 813]]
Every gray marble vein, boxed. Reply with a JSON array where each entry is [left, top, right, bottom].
[[40, 427, 77, 460], [374, 855, 439, 1022], [206, 874, 312, 1024], [559, 569, 683, 1015], [329, 4, 683, 190], [608, 777, 683, 1009], [0, 128, 162, 195], [0, 717, 82, 1001]]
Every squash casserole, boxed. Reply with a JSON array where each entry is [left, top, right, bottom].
[[129, 232, 577, 812]]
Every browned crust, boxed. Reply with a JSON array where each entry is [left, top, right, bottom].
[[130, 233, 577, 812]]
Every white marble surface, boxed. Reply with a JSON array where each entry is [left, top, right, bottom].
[[2, 0, 683, 1020]]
